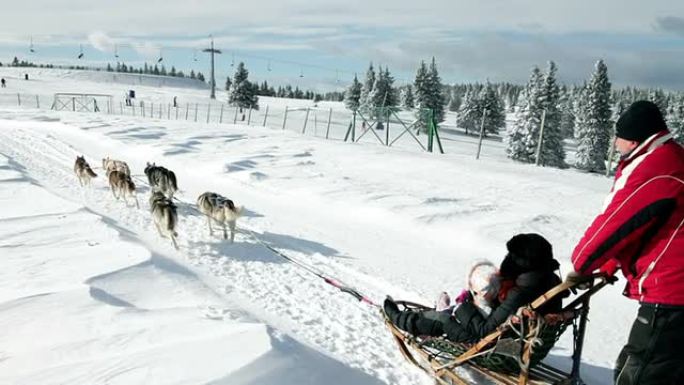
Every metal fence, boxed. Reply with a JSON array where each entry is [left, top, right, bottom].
[[0, 92, 523, 158]]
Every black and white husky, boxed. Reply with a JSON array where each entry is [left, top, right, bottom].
[[149, 191, 178, 249], [102, 157, 130, 177], [108, 170, 139, 208], [74, 155, 97, 187], [144, 162, 178, 199], [197, 192, 243, 242]]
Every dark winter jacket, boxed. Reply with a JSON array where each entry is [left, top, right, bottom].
[[572, 131, 684, 306]]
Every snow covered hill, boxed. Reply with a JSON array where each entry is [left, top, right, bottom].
[[0, 69, 636, 385]]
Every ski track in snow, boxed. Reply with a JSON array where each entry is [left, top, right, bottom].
[[0, 125, 431, 385]]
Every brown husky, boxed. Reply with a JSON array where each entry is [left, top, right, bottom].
[[108, 170, 140, 208], [74, 155, 97, 187], [102, 157, 131, 177], [149, 191, 179, 250], [197, 192, 243, 242]]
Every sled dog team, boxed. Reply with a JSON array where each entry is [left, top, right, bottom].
[[73, 155, 243, 250]]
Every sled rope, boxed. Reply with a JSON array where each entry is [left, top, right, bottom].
[[130, 174, 380, 308]]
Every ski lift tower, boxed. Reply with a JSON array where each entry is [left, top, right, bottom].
[[202, 35, 222, 99]]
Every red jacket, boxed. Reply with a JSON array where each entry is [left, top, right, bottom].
[[572, 131, 684, 306]]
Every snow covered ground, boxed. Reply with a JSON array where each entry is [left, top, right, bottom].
[[0, 70, 637, 385]]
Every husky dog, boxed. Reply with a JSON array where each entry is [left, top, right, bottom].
[[102, 157, 131, 177], [197, 192, 243, 242], [108, 170, 140, 208], [149, 191, 178, 249], [74, 155, 97, 187], [144, 162, 178, 199]]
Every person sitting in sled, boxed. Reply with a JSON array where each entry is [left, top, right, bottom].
[[434, 260, 502, 317], [384, 233, 563, 343]]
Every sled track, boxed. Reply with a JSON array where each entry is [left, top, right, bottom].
[[0, 126, 428, 385]]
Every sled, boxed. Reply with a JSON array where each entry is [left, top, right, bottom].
[[384, 273, 615, 385]]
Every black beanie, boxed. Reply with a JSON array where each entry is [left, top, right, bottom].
[[615, 100, 668, 143], [500, 233, 556, 278]]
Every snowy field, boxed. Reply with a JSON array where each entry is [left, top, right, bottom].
[[0, 69, 637, 385]]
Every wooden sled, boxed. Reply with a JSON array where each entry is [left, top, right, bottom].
[[384, 273, 615, 385]]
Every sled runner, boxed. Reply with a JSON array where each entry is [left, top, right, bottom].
[[384, 273, 614, 385]]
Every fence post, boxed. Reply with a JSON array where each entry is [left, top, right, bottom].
[[159, 103, 162, 119], [385, 108, 390, 146], [314, 110, 318, 136], [352, 110, 356, 141], [534, 109, 547, 166], [233, 106, 239, 123], [263, 105, 269, 126], [476, 109, 488, 159], [282, 106, 288, 130], [17, 93, 21, 106], [185, 102, 189, 120], [247, 107, 252, 125], [175, 104, 179, 120], [167, 104, 171, 119], [207, 104, 211, 123], [72, 97, 75, 111], [120, 102, 124, 115], [219, 104, 224, 123], [35, 95, 40, 109], [325, 108, 333, 139], [194, 103, 198, 122], [302, 107, 310, 134], [149, 102, 152, 118]]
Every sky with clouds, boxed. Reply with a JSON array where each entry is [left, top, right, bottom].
[[1, 0, 683, 91]]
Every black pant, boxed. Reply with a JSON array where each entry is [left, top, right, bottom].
[[615, 304, 684, 385]]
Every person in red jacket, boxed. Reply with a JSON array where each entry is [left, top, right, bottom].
[[571, 100, 684, 385]]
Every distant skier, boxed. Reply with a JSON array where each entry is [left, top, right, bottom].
[[173, 96, 177, 108], [0, 78, 5, 88]]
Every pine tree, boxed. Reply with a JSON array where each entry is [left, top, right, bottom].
[[458, 88, 482, 135], [225, 76, 232, 91], [479, 82, 506, 137], [574, 60, 612, 172], [648, 89, 668, 113], [448, 90, 462, 112], [197, 72, 205, 82], [190, 70, 196, 79], [401, 85, 415, 109], [229, 62, 258, 112], [666, 96, 684, 144], [369, 66, 398, 120], [414, 58, 446, 131], [536, 61, 565, 167], [144, 63, 149, 74], [170, 66, 176, 76], [358, 63, 375, 114], [344, 74, 362, 111], [106, 63, 113, 72], [507, 66, 544, 162], [428, 57, 446, 123], [559, 86, 576, 138]]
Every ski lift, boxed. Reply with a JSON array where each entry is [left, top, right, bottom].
[[157, 49, 163, 63], [193, 49, 198, 62], [230, 53, 235, 67], [114, 44, 119, 58], [267, 60, 272, 72], [299, 68, 304, 78], [29, 36, 35, 53], [77, 44, 84, 59], [335, 69, 340, 83]]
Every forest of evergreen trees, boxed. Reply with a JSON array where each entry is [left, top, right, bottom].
[[342, 57, 683, 171]]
